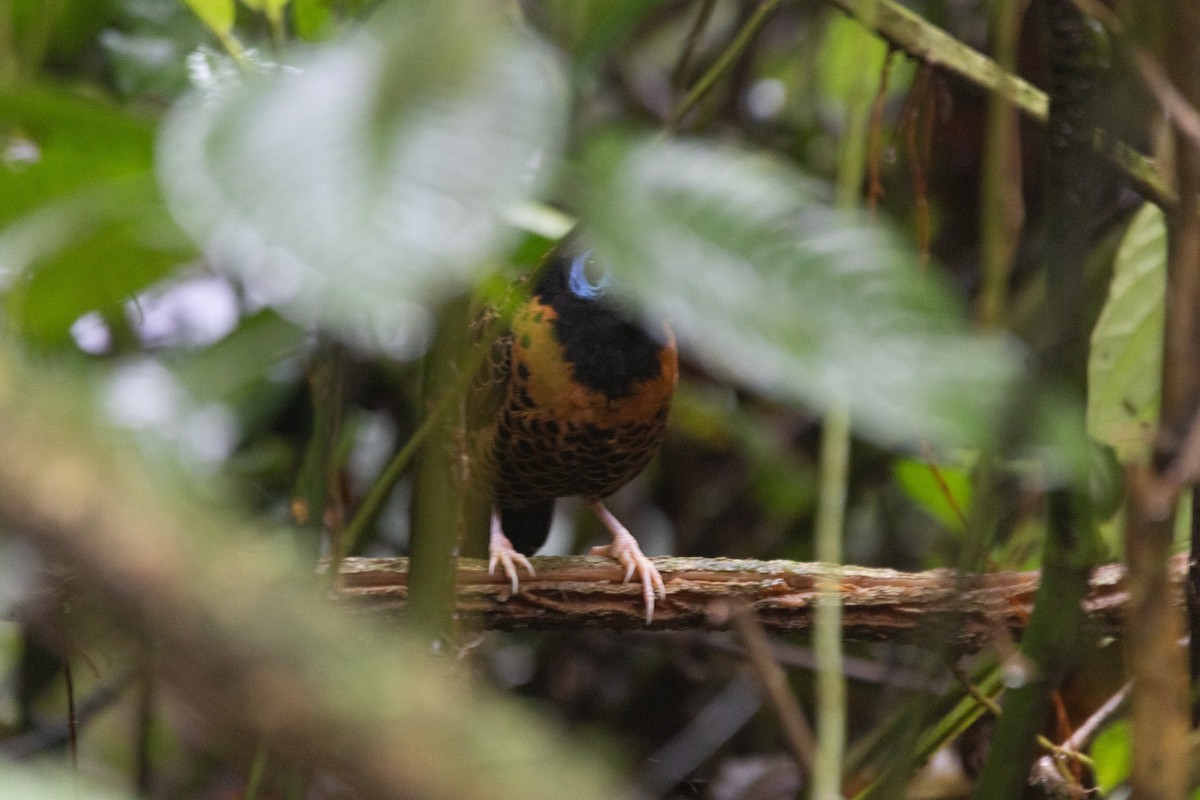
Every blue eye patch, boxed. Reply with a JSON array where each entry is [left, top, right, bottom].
[[567, 251, 611, 299]]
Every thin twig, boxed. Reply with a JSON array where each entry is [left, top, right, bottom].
[[134, 664, 155, 795], [0, 670, 134, 759], [1030, 682, 1131, 794], [670, 0, 718, 91], [244, 745, 269, 800], [867, 50, 896, 215], [1133, 49, 1200, 159], [977, 0, 1025, 327], [63, 661, 77, 770], [947, 662, 1092, 774], [630, 668, 763, 800], [1061, 681, 1130, 753], [1066, 0, 1123, 33], [923, 455, 969, 530], [651, 631, 949, 693], [666, 0, 781, 131], [947, 660, 1002, 717], [1125, 3, 1200, 794], [730, 603, 816, 773], [902, 64, 935, 265], [1165, 399, 1200, 490]]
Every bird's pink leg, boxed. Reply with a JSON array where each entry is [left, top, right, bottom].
[[488, 511, 535, 593], [586, 500, 666, 624]]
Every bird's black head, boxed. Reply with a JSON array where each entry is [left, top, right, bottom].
[[533, 248, 664, 398]]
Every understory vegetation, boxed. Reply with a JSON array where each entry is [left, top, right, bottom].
[[0, 1, 1195, 799]]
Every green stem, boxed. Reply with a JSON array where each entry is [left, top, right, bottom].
[[813, 408, 850, 800], [851, 661, 1003, 800], [977, 0, 1023, 327], [343, 303, 501, 555], [666, 0, 781, 131], [970, 491, 1092, 800], [291, 339, 347, 558], [813, 17, 884, 794], [833, 11, 879, 211], [971, 1, 1104, 794], [670, 0, 718, 90], [408, 297, 473, 638], [243, 745, 268, 800]]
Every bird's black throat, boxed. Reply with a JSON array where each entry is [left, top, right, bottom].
[[535, 254, 664, 399]]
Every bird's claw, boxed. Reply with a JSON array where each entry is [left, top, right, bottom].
[[489, 534, 535, 594], [590, 531, 666, 625]]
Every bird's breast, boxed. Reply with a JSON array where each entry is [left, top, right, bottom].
[[488, 297, 677, 506], [510, 298, 676, 425]]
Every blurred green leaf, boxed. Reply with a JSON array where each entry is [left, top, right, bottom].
[[817, 13, 915, 110], [0, 89, 194, 345], [1026, 385, 1093, 491], [182, 0, 236, 37], [893, 457, 970, 533], [240, 0, 292, 24], [158, 1, 567, 354], [4, 182, 192, 346], [172, 308, 305, 403], [9, 0, 124, 74], [99, 3, 209, 100], [292, 0, 334, 41], [581, 136, 1022, 449], [0, 765, 133, 800], [1091, 719, 1132, 793], [0, 88, 154, 223], [527, 0, 660, 67], [1086, 202, 1164, 463]]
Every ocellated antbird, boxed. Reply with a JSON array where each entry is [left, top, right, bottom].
[[470, 246, 677, 622]]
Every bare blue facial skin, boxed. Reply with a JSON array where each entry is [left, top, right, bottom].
[[567, 250, 611, 299]]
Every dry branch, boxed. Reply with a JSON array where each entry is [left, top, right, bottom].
[[334, 554, 1180, 652]]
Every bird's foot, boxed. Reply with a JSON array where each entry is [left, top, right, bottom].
[[488, 521, 535, 594], [587, 501, 666, 625]]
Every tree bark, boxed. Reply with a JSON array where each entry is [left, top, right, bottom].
[[333, 553, 1168, 651]]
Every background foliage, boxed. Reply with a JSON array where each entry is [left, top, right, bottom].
[[0, 0, 1183, 799]]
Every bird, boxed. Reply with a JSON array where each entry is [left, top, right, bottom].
[[469, 245, 678, 623]]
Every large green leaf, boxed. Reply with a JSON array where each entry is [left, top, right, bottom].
[[581, 136, 1022, 449], [1087, 202, 1165, 462], [157, 1, 568, 355]]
